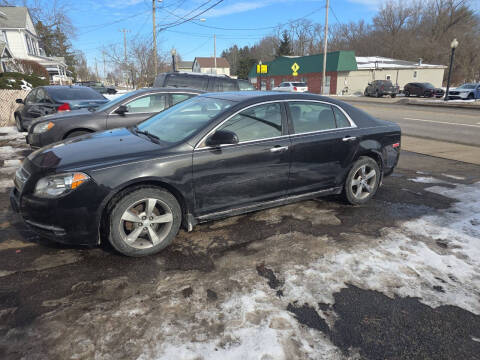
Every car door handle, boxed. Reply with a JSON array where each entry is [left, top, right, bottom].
[[270, 145, 289, 153], [342, 136, 357, 142]]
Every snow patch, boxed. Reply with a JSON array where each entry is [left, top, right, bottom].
[[409, 176, 445, 184]]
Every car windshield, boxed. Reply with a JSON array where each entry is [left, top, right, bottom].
[[48, 87, 106, 101], [94, 91, 134, 112], [136, 96, 235, 143], [292, 82, 307, 87], [423, 83, 435, 89], [458, 84, 476, 89], [238, 80, 255, 91]]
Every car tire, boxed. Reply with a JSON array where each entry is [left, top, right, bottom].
[[66, 130, 91, 139], [376, 90, 381, 98], [467, 93, 474, 100], [343, 156, 381, 205], [15, 114, 24, 132], [391, 94, 396, 98], [404, 91, 410, 97], [364, 89, 369, 97], [108, 187, 181, 257]]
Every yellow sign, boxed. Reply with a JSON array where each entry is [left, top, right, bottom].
[[291, 62, 299, 76], [256, 64, 268, 74]]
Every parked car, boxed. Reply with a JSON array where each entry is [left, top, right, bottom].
[[446, 83, 480, 100], [404, 82, 444, 98], [153, 72, 255, 92], [14, 86, 109, 132], [27, 88, 203, 148], [272, 82, 308, 92], [76, 81, 117, 94], [364, 80, 399, 98], [11, 91, 401, 257]]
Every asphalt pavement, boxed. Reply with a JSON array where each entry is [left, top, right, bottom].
[[342, 100, 480, 147], [1, 127, 480, 359]]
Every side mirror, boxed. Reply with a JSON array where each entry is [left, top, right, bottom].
[[205, 130, 239, 147], [115, 104, 128, 115], [16, 98, 24, 104], [367, 83, 371, 86]]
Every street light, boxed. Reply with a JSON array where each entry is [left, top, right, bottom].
[[444, 38, 459, 101], [171, 48, 177, 72]]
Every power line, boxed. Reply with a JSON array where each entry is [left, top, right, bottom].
[[77, 11, 150, 36], [161, 5, 325, 31]]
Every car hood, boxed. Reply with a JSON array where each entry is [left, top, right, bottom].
[[27, 128, 168, 171], [452, 89, 470, 93]]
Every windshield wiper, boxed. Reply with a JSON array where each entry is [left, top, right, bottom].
[[133, 126, 161, 144]]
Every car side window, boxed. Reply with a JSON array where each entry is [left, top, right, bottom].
[[25, 89, 37, 104], [288, 102, 337, 134], [171, 93, 194, 106], [125, 94, 166, 113], [218, 103, 282, 142], [332, 107, 351, 128]]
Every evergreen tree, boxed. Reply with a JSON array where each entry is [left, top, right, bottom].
[[277, 30, 292, 56]]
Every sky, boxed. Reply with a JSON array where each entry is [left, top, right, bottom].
[[68, 0, 386, 75]]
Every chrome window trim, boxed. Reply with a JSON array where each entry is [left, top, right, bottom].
[[108, 92, 198, 116], [194, 98, 357, 150]]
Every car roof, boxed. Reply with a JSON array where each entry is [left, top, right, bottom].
[[199, 91, 344, 105], [135, 87, 205, 94]]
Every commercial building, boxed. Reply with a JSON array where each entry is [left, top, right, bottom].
[[248, 51, 446, 95]]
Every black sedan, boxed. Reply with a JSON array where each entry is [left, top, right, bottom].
[[14, 86, 109, 132], [11, 92, 401, 257], [26, 88, 203, 148], [404, 82, 444, 98]]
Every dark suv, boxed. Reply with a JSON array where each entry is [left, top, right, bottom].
[[364, 80, 399, 98], [404, 82, 444, 98], [153, 72, 255, 92]]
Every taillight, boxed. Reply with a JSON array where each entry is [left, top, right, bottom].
[[293, 87, 297, 91], [57, 103, 70, 112], [392, 142, 400, 149]]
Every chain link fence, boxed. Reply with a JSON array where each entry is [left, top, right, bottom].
[[0, 89, 29, 127]]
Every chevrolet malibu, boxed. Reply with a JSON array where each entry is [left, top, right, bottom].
[[11, 92, 401, 257]]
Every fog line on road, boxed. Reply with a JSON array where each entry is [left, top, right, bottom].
[[403, 117, 480, 128]]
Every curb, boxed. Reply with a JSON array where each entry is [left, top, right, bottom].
[[336, 96, 480, 110]]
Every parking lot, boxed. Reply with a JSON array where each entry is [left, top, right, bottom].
[[1, 126, 480, 359]]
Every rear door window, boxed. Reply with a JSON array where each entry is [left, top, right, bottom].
[[287, 101, 337, 134]]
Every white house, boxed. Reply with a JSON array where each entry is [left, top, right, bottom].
[[0, 6, 71, 84], [192, 57, 230, 76]]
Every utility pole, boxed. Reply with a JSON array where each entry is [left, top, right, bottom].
[[321, 0, 329, 95], [94, 57, 99, 79], [213, 34, 216, 74], [102, 51, 106, 81], [152, 0, 158, 76], [119, 28, 130, 87], [120, 28, 129, 62]]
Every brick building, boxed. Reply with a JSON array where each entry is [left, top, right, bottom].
[[248, 51, 446, 95], [248, 51, 357, 95]]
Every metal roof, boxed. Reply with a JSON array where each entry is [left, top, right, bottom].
[[356, 56, 446, 69], [248, 51, 358, 78]]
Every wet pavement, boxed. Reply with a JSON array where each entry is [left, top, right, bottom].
[[1, 127, 480, 359]]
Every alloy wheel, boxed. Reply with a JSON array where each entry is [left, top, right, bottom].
[[119, 198, 173, 249], [350, 165, 377, 200]]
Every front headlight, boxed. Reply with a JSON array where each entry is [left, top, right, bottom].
[[34, 172, 90, 198], [33, 121, 55, 134]]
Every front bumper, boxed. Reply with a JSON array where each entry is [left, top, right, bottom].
[[26, 131, 58, 148], [10, 180, 106, 246]]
